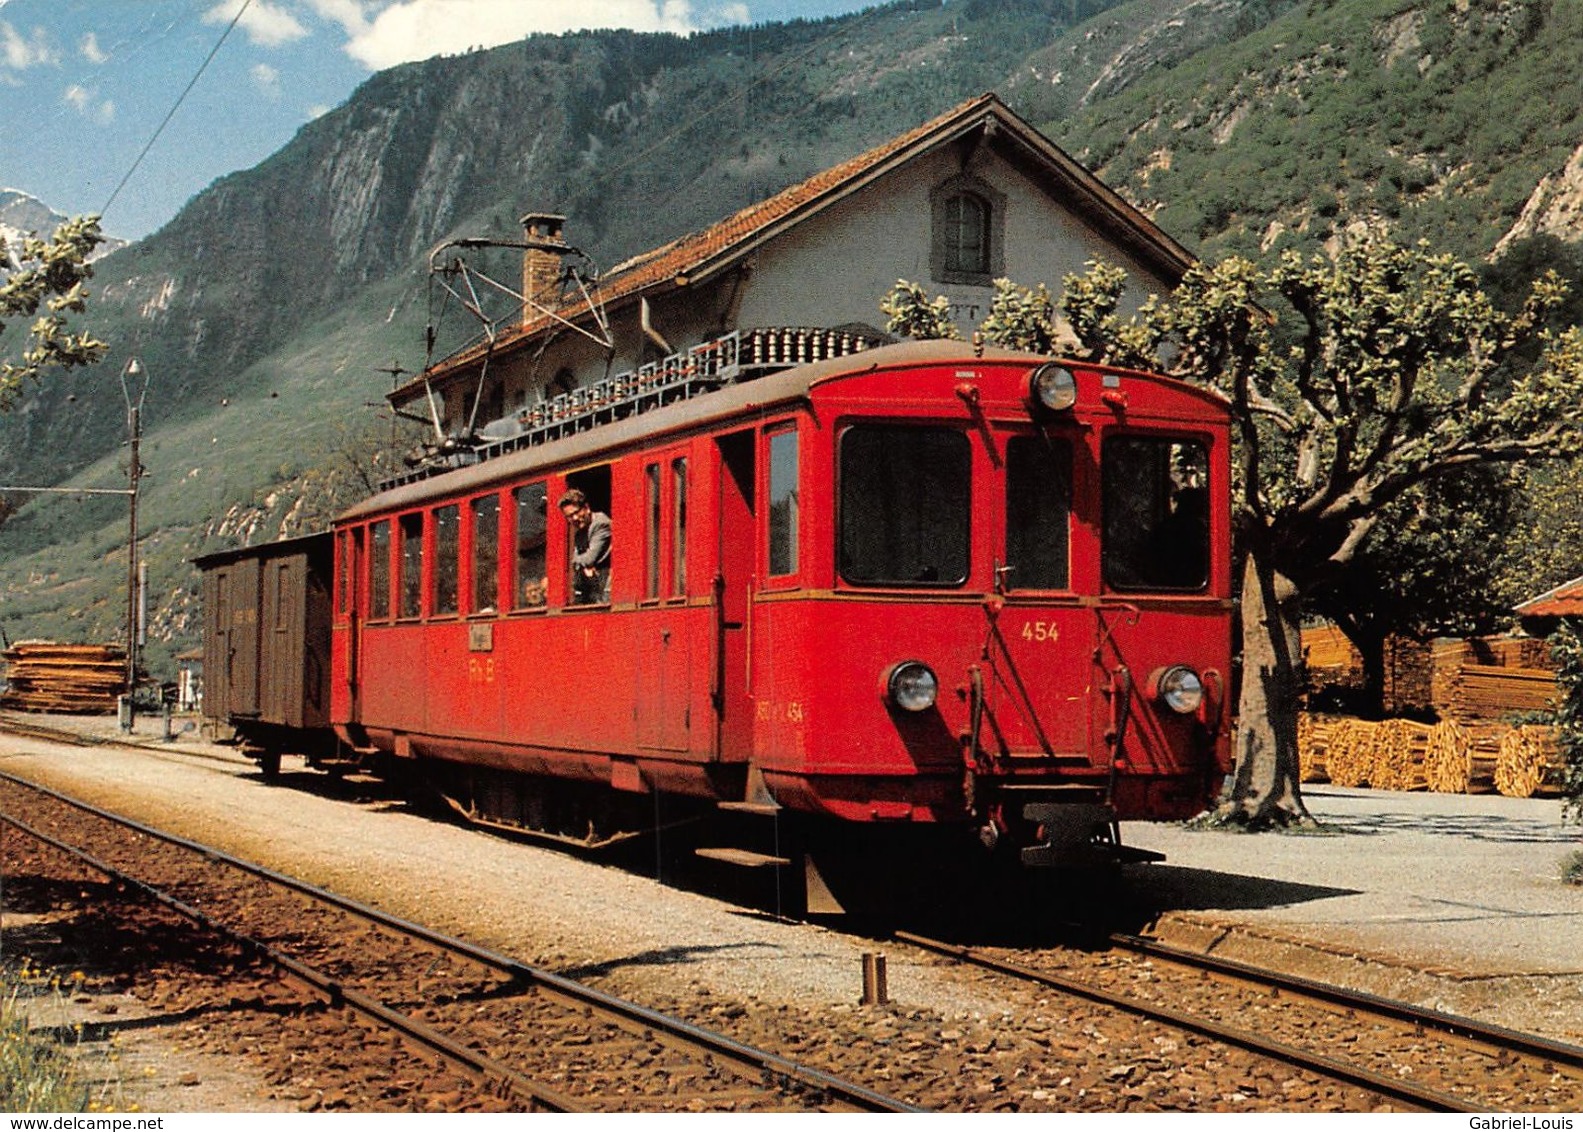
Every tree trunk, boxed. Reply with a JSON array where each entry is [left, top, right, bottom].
[[1211, 548, 1317, 828]]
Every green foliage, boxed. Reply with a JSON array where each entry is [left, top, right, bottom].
[[980, 278, 1058, 354], [0, 216, 107, 408], [1548, 618, 1583, 823], [880, 280, 962, 341]]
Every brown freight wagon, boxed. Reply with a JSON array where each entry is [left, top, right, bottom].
[[193, 532, 335, 775]]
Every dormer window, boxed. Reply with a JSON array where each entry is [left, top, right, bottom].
[[930, 175, 1004, 286]]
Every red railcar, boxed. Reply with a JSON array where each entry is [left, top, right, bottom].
[[328, 338, 1232, 892]]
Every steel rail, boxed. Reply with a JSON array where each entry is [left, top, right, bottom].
[[1108, 930, 1583, 1073], [0, 769, 921, 1114], [894, 931, 1480, 1113], [0, 808, 582, 1112]]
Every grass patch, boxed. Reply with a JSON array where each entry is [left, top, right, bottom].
[[0, 964, 91, 1112]]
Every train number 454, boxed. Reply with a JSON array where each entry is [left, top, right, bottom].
[[1020, 620, 1059, 643]]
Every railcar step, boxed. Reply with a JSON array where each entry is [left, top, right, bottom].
[[695, 848, 793, 868], [715, 801, 781, 815]]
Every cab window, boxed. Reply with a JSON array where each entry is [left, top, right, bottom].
[[839, 425, 969, 586], [1103, 436, 1210, 591], [1005, 436, 1071, 591]]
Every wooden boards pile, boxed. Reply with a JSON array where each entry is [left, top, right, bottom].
[[1299, 713, 1565, 798], [0, 641, 126, 714]]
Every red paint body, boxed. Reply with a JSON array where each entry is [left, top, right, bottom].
[[328, 342, 1234, 853]]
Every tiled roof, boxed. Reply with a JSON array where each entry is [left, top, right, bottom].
[[1516, 575, 1583, 619], [395, 92, 1193, 405]]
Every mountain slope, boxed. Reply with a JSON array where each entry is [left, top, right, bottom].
[[5, 0, 1582, 673]]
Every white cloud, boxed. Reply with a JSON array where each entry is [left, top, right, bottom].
[[202, 0, 309, 49], [1, 20, 59, 70], [251, 61, 281, 95], [79, 32, 108, 65], [341, 1, 700, 70], [63, 83, 114, 124]]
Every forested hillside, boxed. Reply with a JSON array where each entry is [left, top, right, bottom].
[[3, 0, 1582, 673]]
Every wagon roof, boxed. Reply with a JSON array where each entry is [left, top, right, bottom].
[[341, 341, 1225, 522], [191, 529, 333, 570]]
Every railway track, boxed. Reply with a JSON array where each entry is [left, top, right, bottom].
[[896, 929, 1583, 1112], [0, 771, 919, 1113]]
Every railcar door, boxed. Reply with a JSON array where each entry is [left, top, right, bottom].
[[712, 431, 755, 761], [982, 431, 1096, 761]]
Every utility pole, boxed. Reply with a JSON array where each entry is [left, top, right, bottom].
[[122, 357, 149, 729]]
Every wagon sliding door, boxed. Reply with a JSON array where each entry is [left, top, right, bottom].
[[713, 431, 755, 761]]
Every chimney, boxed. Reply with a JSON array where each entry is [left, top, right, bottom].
[[521, 212, 568, 323]]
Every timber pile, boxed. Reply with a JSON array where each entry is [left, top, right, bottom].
[[0, 641, 126, 714], [1422, 719, 1471, 793], [1323, 718, 1378, 788], [1370, 717, 1431, 791], [1493, 724, 1566, 799], [1429, 636, 1559, 724], [1382, 636, 1435, 716], [1297, 712, 1333, 783], [1302, 625, 1363, 698]]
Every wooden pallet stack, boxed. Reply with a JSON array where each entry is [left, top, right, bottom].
[[0, 640, 127, 714]]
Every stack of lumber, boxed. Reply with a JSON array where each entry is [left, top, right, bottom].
[[1443, 665, 1559, 723], [1493, 724, 1566, 799], [1382, 636, 1435, 716], [0, 641, 126, 714], [1370, 717, 1431, 791], [1302, 625, 1363, 698], [1297, 712, 1333, 783], [1322, 718, 1379, 788]]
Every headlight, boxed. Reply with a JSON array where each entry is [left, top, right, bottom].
[[1152, 665, 1204, 714], [884, 661, 939, 712], [1029, 363, 1077, 412]]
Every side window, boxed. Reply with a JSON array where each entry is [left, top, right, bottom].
[[470, 494, 499, 614], [369, 521, 390, 620], [1103, 437, 1210, 591], [336, 531, 350, 616], [513, 483, 547, 609], [398, 513, 423, 618], [432, 504, 459, 616], [768, 429, 799, 577], [561, 467, 612, 607], [1005, 436, 1072, 591], [645, 463, 662, 600], [671, 457, 688, 598], [840, 426, 970, 586]]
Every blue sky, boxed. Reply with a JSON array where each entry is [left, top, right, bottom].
[[0, 0, 882, 242]]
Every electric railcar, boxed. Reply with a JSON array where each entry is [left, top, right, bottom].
[[312, 337, 1231, 893]]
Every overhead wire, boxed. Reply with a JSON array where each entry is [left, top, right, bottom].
[[100, 0, 254, 221]]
